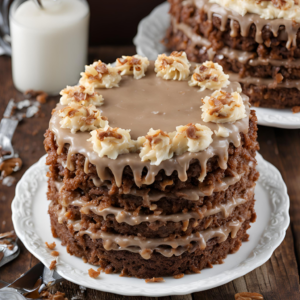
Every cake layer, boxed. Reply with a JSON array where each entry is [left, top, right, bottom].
[[49, 205, 253, 278], [169, 0, 300, 55], [48, 177, 255, 237], [50, 195, 255, 238], [165, 0, 300, 108], [165, 23, 300, 80], [44, 111, 258, 194]]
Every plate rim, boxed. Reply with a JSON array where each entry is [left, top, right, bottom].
[[11, 153, 289, 296], [133, 1, 300, 130]]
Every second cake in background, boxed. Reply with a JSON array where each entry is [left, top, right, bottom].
[[164, 0, 300, 109]]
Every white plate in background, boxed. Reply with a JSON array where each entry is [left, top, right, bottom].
[[12, 154, 289, 296], [133, 2, 300, 129]]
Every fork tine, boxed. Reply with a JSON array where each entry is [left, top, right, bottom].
[[5, 262, 44, 292]]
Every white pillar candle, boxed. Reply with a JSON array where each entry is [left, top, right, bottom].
[[10, 0, 89, 94]]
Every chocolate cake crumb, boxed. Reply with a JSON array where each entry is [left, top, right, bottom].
[[173, 273, 184, 279], [292, 106, 300, 114], [145, 277, 165, 283], [45, 241, 56, 250], [40, 291, 68, 300], [49, 260, 57, 270], [51, 250, 59, 256], [235, 292, 264, 300], [36, 93, 48, 104], [88, 268, 100, 278]]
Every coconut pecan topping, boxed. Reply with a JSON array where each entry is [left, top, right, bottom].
[[201, 90, 246, 123], [116, 55, 149, 79], [189, 61, 230, 91], [155, 51, 191, 81], [60, 85, 104, 106], [88, 125, 136, 159], [80, 60, 121, 89], [59, 103, 107, 133]]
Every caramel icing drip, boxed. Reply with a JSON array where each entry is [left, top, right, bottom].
[[55, 171, 246, 209], [77, 219, 244, 259], [192, 0, 300, 48], [49, 62, 249, 187], [80, 196, 248, 225], [172, 18, 300, 68], [229, 72, 300, 90]]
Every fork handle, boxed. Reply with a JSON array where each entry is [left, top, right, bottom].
[[0, 118, 19, 141]]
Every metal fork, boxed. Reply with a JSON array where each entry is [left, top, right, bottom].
[[0, 262, 63, 296], [0, 99, 19, 164], [0, 235, 20, 268]]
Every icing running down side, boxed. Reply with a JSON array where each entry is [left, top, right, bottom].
[[172, 19, 300, 68], [229, 72, 300, 90], [55, 171, 245, 206], [76, 219, 244, 259], [80, 196, 248, 226], [192, 0, 300, 49], [50, 63, 249, 187]]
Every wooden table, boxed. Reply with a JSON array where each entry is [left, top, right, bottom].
[[1, 46, 300, 300]]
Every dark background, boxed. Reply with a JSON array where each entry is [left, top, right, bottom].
[[87, 0, 165, 45]]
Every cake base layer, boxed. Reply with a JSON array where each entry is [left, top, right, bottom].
[[164, 26, 300, 108], [49, 204, 255, 278]]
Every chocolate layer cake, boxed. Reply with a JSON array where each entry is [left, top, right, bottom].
[[164, 0, 300, 108], [44, 53, 259, 278]]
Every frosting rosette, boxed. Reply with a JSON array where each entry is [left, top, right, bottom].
[[59, 103, 108, 134], [80, 60, 121, 89], [139, 129, 173, 165], [172, 123, 213, 155], [116, 55, 150, 79], [60, 85, 104, 107], [88, 126, 136, 159], [189, 61, 230, 92], [155, 51, 191, 81], [201, 90, 246, 123]]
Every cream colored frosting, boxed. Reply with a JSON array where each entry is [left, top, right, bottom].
[[138, 129, 173, 166], [155, 51, 191, 81], [116, 55, 150, 79], [189, 61, 230, 91], [88, 125, 136, 159], [172, 123, 213, 155], [60, 85, 104, 107], [209, 0, 300, 22], [58, 103, 108, 134], [80, 60, 122, 89], [201, 90, 246, 123], [51, 61, 250, 187]]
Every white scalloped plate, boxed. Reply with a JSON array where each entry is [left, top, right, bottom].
[[133, 2, 300, 129], [11, 153, 289, 296]]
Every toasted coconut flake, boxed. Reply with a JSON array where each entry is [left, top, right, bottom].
[[88, 125, 136, 159], [139, 129, 173, 165], [80, 60, 121, 89], [155, 51, 191, 81], [116, 55, 149, 79], [59, 103, 108, 133], [172, 123, 213, 155], [189, 61, 230, 91], [60, 85, 104, 106], [201, 90, 246, 123]]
